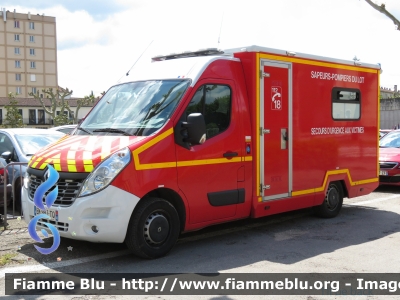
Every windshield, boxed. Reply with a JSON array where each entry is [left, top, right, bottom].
[[78, 79, 190, 136], [379, 131, 400, 148], [15, 133, 65, 156]]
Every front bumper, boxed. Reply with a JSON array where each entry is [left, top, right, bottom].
[[379, 167, 400, 186], [21, 185, 140, 243], [379, 175, 400, 185]]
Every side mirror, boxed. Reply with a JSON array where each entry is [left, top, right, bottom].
[[1, 151, 12, 162], [182, 113, 206, 145]]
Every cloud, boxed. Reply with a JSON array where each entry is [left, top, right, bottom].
[[55, 0, 400, 96], [3, 0, 400, 96], [0, 0, 128, 19]]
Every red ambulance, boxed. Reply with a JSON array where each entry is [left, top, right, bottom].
[[22, 46, 380, 258]]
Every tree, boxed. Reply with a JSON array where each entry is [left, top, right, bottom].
[[29, 87, 73, 126], [364, 0, 400, 30], [65, 93, 96, 124], [29, 88, 96, 125], [3, 93, 24, 128]]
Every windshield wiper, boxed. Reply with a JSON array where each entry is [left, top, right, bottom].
[[77, 127, 93, 135], [93, 128, 131, 136]]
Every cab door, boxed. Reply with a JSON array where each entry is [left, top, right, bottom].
[[175, 80, 244, 224], [260, 60, 292, 200]]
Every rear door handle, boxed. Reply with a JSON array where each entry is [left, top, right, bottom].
[[223, 152, 238, 158]]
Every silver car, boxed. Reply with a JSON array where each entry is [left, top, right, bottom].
[[51, 124, 77, 134], [0, 128, 65, 211]]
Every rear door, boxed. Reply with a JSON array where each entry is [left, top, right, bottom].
[[260, 60, 292, 200]]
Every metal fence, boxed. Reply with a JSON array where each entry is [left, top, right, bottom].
[[1, 162, 28, 230]]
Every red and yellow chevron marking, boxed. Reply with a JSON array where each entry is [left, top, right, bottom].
[[28, 135, 141, 172]]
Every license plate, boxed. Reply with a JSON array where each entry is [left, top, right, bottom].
[[34, 206, 58, 221], [379, 170, 388, 176]]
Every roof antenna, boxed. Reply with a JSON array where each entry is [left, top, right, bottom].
[[117, 40, 153, 83], [217, 12, 224, 48]]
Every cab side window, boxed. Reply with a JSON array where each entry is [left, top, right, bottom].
[[0, 133, 17, 162], [0, 134, 14, 155], [186, 84, 231, 139]]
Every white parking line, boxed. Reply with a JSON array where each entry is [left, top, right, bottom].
[[0, 249, 131, 279], [2, 194, 398, 278], [346, 194, 400, 206]]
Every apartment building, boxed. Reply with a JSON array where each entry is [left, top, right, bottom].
[[0, 9, 94, 127], [0, 8, 57, 98]]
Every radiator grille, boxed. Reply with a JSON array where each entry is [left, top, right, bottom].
[[28, 174, 84, 207]]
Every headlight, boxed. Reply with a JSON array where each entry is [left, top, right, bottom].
[[78, 147, 131, 197]]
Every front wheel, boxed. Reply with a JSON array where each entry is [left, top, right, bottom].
[[12, 180, 22, 213], [315, 182, 343, 218], [125, 197, 180, 259]]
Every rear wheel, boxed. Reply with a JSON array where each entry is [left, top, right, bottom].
[[125, 197, 180, 259], [315, 182, 343, 218]]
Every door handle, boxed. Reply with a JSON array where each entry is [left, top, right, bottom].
[[281, 128, 288, 149], [223, 152, 238, 158]]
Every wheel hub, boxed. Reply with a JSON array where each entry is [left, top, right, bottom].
[[143, 212, 169, 245], [325, 186, 339, 210]]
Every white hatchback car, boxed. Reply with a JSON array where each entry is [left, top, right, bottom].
[[51, 124, 77, 134]]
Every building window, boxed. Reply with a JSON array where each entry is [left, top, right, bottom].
[[16, 87, 22, 95], [32, 87, 37, 94], [14, 20, 20, 28], [30, 61, 36, 69], [14, 47, 20, 55], [29, 35, 35, 43], [332, 87, 361, 120], [29, 22, 35, 30], [38, 110, 45, 124], [0, 109, 2, 125], [16, 74, 21, 81], [30, 74, 36, 82], [56, 111, 69, 118], [30, 48, 35, 56], [15, 61, 21, 68], [29, 109, 36, 124], [18, 109, 23, 119], [14, 34, 20, 41]]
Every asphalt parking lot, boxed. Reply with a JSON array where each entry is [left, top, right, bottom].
[[1, 185, 400, 299]]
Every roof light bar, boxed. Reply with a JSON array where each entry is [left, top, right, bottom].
[[152, 48, 224, 62]]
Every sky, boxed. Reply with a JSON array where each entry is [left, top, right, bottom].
[[2, 0, 400, 97]]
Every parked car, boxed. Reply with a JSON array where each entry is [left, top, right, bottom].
[[0, 128, 65, 211], [51, 124, 77, 134], [379, 130, 400, 185], [379, 129, 392, 139], [0, 157, 12, 209]]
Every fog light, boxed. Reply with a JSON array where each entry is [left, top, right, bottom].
[[91, 226, 99, 233]]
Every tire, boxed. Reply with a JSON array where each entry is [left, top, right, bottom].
[[13, 180, 22, 213], [315, 182, 343, 218], [125, 197, 180, 259]]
